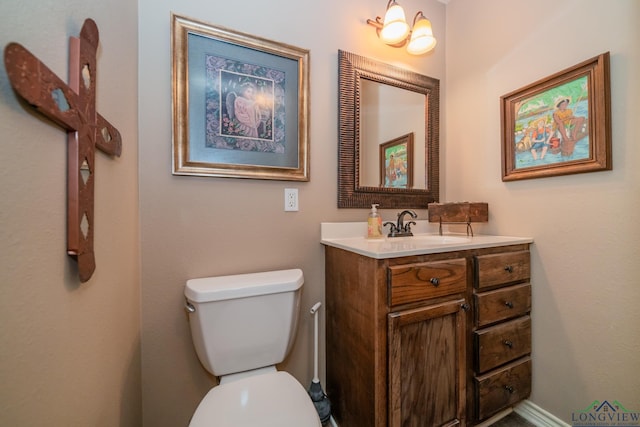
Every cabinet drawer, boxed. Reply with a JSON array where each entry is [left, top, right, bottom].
[[475, 357, 532, 420], [475, 283, 531, 327], [475, 251, 530, 289], [388, 259, 466, 306], [475, 316, 531, 373]]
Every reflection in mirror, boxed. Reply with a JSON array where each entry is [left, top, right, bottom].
[[360, 79, 425, 189], [338, 50, 439, 209], [379, 132, 415, 189]]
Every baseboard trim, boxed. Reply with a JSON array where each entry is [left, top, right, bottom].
[[515, 399, 570, 427]]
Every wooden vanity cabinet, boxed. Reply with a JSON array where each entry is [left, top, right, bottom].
[[325, 243, 531, 427]]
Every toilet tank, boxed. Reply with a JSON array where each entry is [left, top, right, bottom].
[[184, 269, 303, 377]]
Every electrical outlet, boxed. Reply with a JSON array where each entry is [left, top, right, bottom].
[[284, 188, 299, 211]]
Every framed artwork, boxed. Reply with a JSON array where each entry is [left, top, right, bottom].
[[379, 133, 414, 189], [171, 14, 310, 180], [501, 52, 611, 181]]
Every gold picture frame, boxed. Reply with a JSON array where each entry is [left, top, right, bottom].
[[501, 52, 611, 181], [171, 14, 310, 181]]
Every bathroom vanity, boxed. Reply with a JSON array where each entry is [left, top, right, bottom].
[[321, 223, 533, 426]]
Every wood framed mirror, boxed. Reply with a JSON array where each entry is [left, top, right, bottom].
[[338, 50, 440, 208]]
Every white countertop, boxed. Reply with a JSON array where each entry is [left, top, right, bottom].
[[321, 221, 533, 259]]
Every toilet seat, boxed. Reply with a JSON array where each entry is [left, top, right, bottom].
[[188, 371, 322, 427]]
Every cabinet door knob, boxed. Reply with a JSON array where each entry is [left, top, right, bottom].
[[504, 385, 515, 394], [503, 340, 513, 348], [504, 265, 514, 273], [461, 303, 470, 311], [429, 277, 440, 287], [505, 301, 514, 308]]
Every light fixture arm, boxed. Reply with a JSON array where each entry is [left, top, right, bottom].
[[412, 11, 425, 27], [366, 16, 384, 30]]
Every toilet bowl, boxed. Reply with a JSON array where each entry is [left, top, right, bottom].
[[189, 369, 320, 426], [184, 269, 321, 427]]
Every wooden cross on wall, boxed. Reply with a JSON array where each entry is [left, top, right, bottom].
[[4, 19, 122, 282]]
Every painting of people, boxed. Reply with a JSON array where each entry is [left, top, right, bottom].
[[513, 75, 589, 170], [501, 52, 609, 181], [380, 133, 414, 189]]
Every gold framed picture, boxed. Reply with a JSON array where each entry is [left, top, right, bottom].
[[171, 14, 310, 181]]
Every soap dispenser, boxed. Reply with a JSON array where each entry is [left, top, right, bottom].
[[367, 204, 383, 239]]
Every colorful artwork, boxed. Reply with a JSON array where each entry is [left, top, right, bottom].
[[501, 52, 611, 181], [171, 14, 309, 181], [513, 76, 589, 169], [206, 60, 285, 153], [380, 133, 414, 189]]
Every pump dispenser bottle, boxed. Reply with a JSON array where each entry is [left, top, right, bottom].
[[367, 204, 383, 239]]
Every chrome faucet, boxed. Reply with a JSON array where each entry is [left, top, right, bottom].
[[384, 210, 417, 237]]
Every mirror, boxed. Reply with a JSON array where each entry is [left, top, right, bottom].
[[338, 50, 439, 208]]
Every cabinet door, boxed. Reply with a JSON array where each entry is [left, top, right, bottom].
[[388, 299, 466, 427]]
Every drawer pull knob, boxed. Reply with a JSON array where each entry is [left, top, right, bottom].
[[429, 277, 440, 287], [503, 340, 513, 348], [504, 265, 514, 273], [504, 385, 515, 394], [505, 301, 514, 308], [461, 303, 470, 311]]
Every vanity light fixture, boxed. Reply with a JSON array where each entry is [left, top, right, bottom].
[[377, 0, 410, 45], [366, 0, 437, 55], [406, 12, 437, 55]]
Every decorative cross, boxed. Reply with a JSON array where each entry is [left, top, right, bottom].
[[4, 19, 122, 282]]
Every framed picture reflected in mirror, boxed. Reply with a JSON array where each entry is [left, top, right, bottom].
[[379, 133, 414, 189]]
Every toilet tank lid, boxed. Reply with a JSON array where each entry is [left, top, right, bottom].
[[185, 269, 304, 303]]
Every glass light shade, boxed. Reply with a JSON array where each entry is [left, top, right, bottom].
[[407, 15, 437, 55], [380, 3, 410, 45]]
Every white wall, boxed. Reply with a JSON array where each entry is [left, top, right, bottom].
[[138, 0, 445, 425], [446, 0, 640, 422], [0, 0, 141, 425]]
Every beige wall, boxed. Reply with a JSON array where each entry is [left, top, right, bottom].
[[0, 0, 140, 426], [3, 0, 637, 425], [445, 0, 640, 422], [138, 0, 445, 425]]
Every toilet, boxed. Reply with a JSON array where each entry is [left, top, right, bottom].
[[184, 268, 322, 427]]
